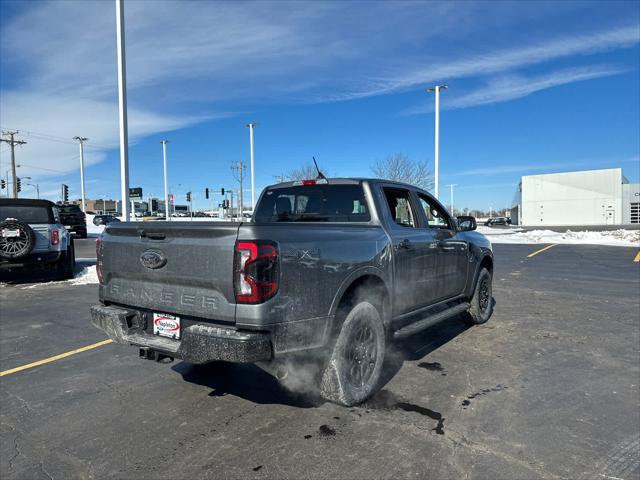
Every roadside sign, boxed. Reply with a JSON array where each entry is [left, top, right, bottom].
[[169, 194, 174, 204], [129, 187, 143, 198]]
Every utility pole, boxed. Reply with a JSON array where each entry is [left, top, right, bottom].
[[73, 136, 88, 211], [426, 85, 448, 200], [231, 161, 246, 220], [116, 0, 130, 220], [1, 131, 26, 198], [246, 123, 256, 211], [447, 184, 457, 215], [160, 140, 170, 221]]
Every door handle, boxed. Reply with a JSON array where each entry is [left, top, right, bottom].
[[398, 239, 411, 249], [439, 242, 455, 251]]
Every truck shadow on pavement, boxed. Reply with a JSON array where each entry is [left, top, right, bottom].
[[173, 361, 323, 408], [173, 314, 473, 409]]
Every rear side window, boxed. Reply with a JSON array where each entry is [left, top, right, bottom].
[[0, 205, 53, 223], [254, 184, 370, 223], [382, 188, 416, 228]]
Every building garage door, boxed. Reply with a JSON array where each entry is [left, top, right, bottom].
[[631, 202, 640, 224]]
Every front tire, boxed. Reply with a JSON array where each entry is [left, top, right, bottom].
[[467, 267, 493, 324], [320, 301, 386, 406]]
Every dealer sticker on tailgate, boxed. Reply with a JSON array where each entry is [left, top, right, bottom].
[[153, 313, 181, 339]]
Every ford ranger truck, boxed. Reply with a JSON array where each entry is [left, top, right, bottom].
[[91, 178, 493, 406]]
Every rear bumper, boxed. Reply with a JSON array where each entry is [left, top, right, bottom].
[[0, 251, 61, 270], [64, 225, 87, 235], [91, 304, 272, 363]]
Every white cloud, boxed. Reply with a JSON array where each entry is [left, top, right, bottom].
[[0, 92, 218, 180], [311, 24, 640, 102], [405, 65, 628, 114]]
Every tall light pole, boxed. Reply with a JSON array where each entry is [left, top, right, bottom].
[[426, 85, 448, 200], [246, 123, 256, 211], [447, 183, 457, 214], [73, 136, 88, 211], [116, 0, 130, 221], [160, 140, 170, 221]]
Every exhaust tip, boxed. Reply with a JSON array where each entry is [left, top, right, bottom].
[[275, 366, 288, 381]]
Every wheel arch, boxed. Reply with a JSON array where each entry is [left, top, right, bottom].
[[329, 268, 391, 332]]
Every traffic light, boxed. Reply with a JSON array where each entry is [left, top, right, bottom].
[[186, 192, 191, 202], [220, 188, 225, 196], [222, 199, 230, 209], [62, 184, 69, 202], [205, 188, 209, 199], [0, 179, 5, 189], [16, 177, 21, 193]]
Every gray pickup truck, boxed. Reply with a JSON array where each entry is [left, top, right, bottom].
[[92, 178, 493, 405]]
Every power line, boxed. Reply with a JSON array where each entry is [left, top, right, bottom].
[[0, 126, 111, 149]]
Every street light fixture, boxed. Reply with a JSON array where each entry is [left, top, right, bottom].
[[426, 84, 448, 200]]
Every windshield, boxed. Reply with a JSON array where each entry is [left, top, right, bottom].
[[0, 205, 53, 223], [254, 184, 371, 223]]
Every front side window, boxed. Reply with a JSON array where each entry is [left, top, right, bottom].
[[382, 188, 416, 228], [418, 194, 451, 229]]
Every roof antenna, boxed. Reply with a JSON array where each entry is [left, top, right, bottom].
[[313, 156, 327, 180]]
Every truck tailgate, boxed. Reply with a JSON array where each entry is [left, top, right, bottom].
[[99, 222, 239, 323]]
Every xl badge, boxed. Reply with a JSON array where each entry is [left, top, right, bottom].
[[140, 250, 167, 269]]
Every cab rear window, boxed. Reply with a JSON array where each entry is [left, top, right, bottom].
[[0, 205, 53, 223], [254, 184, 370, 223]]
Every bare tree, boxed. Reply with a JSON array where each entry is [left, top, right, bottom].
[[286, 163, 329, 181], [371, 154, 432, 190]]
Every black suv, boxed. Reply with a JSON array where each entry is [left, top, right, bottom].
[[58, 203, 87, 238]]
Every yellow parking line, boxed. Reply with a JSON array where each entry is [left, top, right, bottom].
[[0, 339, 113, 377], [527, 244, 557, 258], [634, 251, 640, 262]]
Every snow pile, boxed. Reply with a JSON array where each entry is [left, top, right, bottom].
[[482, 228, 640, 247], [70, 265, 99, 285]]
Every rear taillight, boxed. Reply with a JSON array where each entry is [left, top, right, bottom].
[[50, 229, 59, 245], [96, 237, 104, 285], [234, 240, 279, 304]]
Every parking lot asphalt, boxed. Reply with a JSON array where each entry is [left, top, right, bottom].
[[1, 243, 639, 479]]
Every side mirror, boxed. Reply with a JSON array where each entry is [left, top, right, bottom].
[[457, 215, 477, 231]]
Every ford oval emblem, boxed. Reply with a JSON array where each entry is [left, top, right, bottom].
[[140, 250, 167, 269]]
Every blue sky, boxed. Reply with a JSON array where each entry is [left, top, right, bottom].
[[0, 0, 638, 211]]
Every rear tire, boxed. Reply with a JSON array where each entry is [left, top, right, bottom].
[[320, 301, 386, 406], [56, 242, 75, 280], [467, 267, 493, 324]]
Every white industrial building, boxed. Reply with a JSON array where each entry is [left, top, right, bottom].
[[511, 168, 640, 226]]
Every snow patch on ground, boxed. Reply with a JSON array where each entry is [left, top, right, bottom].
[[479, 227, 640, 247], [70, 265, 99, 285]]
